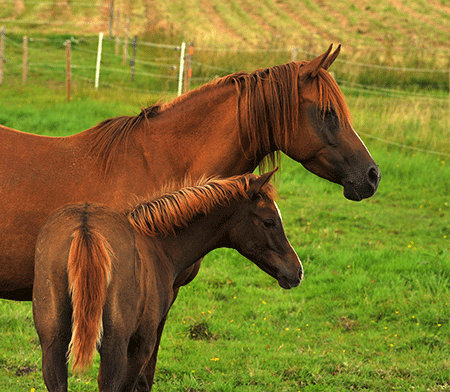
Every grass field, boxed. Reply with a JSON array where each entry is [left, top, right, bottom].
[[0, 78, 449, 391], [1, 1, 450, 390]]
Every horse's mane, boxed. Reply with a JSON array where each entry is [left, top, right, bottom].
[[127, 173, 277, 237], [87, 105, 161, 172], [88, 61, 351, 173]]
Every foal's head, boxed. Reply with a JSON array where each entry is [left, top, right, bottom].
[[128, 168, 302, 289], [225, 169, 303, 289]]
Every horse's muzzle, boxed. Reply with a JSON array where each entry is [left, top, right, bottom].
[[344, 164, 381, 201]]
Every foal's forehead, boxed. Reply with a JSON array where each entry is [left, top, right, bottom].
[[274, 201, 283, 222], [257, 197, 283, 221]]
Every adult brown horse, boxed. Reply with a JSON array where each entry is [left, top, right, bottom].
[[0, 44, 380, 301], [33, 170, 301, 391]]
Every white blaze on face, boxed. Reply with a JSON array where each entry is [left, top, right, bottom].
[[274, 201, 283, 222], [274, 202, 303, 274]]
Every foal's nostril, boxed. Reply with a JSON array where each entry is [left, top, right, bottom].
[[368, 166, 380, 186]]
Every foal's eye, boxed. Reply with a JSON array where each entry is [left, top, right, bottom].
[[263, 219, 276, 228]]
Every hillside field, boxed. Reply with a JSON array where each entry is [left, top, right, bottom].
[[2, 0, 450, 56]]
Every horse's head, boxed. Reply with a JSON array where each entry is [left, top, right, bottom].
[[282, 45, 381, 201], [227, 169, 303, 289]]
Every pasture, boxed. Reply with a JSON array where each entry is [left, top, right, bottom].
[[0, 80, 449, 391]]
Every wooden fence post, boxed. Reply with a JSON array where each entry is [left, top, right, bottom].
[[65, 40, 71, 102], [22, 36, 27, 85], [115, 9, 121, 56], [130, 35, 137, 82], [291, 47, 298, 62], [109, 0, 114, 39], [122, 34, 128, 66], [122, 18, 129, 66], [0, 27, 5, 85]]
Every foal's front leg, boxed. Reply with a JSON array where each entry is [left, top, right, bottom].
[[140, 268, 199, 390], [99, 329, 157, 392], [140, 313, 169, 390], [124, 330, 160, 392], [141, 285, 185, 390], [132, 315, 170, 392]]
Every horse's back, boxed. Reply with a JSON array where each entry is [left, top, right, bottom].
[[0, 124, 90, 184], [0, 126, 95, 297]]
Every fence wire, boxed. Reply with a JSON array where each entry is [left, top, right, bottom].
[[1, 30, 449, 157]]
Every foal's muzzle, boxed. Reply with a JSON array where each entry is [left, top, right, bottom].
[[278, 265, 303, 290]]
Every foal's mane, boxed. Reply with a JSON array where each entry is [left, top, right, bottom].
[[127, 174, 277, 237], [88, 61, 351, 173]]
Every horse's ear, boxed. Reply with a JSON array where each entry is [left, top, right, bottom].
[[301, 44, 337, 78], [247, 167, 278, 199], [322, 44, 341, 70]]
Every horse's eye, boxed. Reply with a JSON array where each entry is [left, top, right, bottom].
[[324, 106, 337, 118], [263, 219, 276, 228], [323, 109, 339, 130]]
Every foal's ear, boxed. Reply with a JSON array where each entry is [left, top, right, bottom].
[[301, 44, 340, 78], [247, 167, 278, 199]]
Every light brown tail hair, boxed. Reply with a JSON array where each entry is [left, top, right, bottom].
[[67, 223, 113, 372]]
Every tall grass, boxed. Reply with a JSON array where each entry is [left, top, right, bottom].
[[346, 92, 450, 156]]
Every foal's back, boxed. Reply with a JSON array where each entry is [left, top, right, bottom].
[[33, 203, 141, 389], [34, 203, 136, 303]]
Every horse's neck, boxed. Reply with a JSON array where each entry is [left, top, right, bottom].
[[141, 85, 259, 178]]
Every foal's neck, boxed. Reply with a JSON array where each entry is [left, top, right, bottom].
[[161, 206, 233, 281]]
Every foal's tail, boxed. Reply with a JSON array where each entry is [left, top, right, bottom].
[[67, 223, 113, 372]]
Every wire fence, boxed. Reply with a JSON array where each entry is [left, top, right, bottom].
[[2, 31, 449, 98], [0, 26, 449, 156]]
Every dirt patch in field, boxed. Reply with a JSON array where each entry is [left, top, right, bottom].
[[188, 322, 217, 341], [15, 365, 36, 376]]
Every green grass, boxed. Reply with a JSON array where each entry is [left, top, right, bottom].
[[0, 81, 449, 391]]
